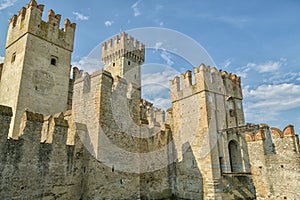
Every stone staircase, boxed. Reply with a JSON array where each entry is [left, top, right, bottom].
[[221, 173, 256, 200]]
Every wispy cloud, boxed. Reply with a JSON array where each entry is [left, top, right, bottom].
[[71, 56, 102, 74], [161, 51, 174, 66], [154, 42, 174, 66], [73, 12, 89, 21], [243, 83, 300, 125], [244, 83, 300, 110], [197, 13, 250, 28], [236, 59, 287, 79], [0, 56, 4, 63], [0, 0, 16, 11], [131, 0, 141, 17], [246, 61, 283, 73], [104, 20, 114, 27], [154, 42, 163, 50], [235, 58, 300, 128], [216, 15, 250, 27], [222, 58, 232, 68], [142, 64, 179, 110], [251, 61, 281, 73]]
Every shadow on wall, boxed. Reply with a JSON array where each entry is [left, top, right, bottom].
[[174, 142, 203, 199]]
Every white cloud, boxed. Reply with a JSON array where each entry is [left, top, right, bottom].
[[267, 72, 299, 84], [159, 22, 164, 26], [244, 83, 300, 112], [151, 98, 171, 110], [241, 61, 281, 74], [153, 42, 174, 66], [0, 56, 4, 63], [104, 20, 114, 27], [142, 67, 178, 88], [71, 56, 102, 74], [0, 0, 16, 11], [131, 0, 141, 17], [154, 42, 163, 50], [142, 65, 179, 110], [253, 61, 281, 73], [236, 65, 250, 78], [236, 60, 286, 79], [73, 12, 89, 21], [161, 51, 174, 66], [222, 58, 232, 68], [243, 83, 300, 125]]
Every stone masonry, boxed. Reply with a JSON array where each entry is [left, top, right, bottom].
[[0, 1, 299, 199]]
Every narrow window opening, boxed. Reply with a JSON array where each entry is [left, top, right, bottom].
[[35, 86, 38, 90], [229, 109, 235, 117], [51, 58, 57, 65], [11, 52, 16, 63], [134, 74, 137, 79], [128, 61, 131, 65], [192, 159, 197, 167], [112, 165, 115, 172], [113, 62, 115, 67]]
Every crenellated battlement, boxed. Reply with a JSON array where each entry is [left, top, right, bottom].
[[140, 99, 165, 128], [74, 68, 142, 99], [245, 124, 298, 142], [0, 106, 78, 147], [6, 0, 76, 51], [169, 64, 242, 102], [245, 123, 300, 156], [102, 32, 145, 65]]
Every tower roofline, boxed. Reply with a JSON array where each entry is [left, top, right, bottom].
[[101, 32, 145, 65], [6, 0, 76, 51]]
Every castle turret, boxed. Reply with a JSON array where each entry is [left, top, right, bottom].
[[0, 0, 76, 139], [101, 32, 145, 88], [169, 64, 247, 199]]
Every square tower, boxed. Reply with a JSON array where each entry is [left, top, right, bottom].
[[101, 32, 145, 88], [0, 0, 76, 138]]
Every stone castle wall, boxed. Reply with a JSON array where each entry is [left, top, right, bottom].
[[0, 105, 85, 199], [71, 68, 175, 199], [0, 67, 299, 199], [0, 1, 299, 199], [246, 125, 300, 200]]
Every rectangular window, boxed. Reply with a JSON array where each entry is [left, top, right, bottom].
[[51, 56, 58, 66]]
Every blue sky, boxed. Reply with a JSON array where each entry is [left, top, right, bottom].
[[0, 0, 300, 133]]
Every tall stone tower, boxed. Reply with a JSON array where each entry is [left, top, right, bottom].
[[101, 32, 145, 90], [169, 64, 247, 199], [0, 0, 76, 138], [101, 32, 145, 123]]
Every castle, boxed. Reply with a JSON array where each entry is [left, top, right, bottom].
[[0, 1, 299, 199]]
